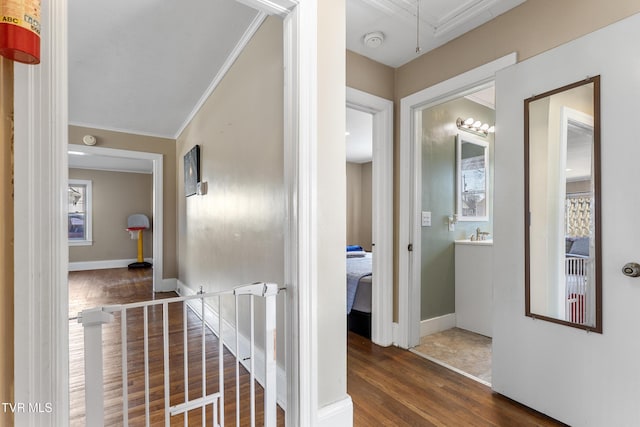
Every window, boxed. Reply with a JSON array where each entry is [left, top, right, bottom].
[[68, 179, 92, 245]]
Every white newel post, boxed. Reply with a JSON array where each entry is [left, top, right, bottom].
[[79, 308, 114, 427], [264, 284, 278, 427]]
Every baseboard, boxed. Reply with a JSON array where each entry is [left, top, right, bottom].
[[420, 313, 456, 337], [158, 278, 177, 292], [68, 257, 153, 271], [318, 395, 353, 427], [176, 281, 287, 409]]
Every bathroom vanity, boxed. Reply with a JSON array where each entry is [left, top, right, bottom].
[[455, 239, 493, 337]]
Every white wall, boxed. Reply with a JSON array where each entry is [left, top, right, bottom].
[[493, 13, 640, 426]]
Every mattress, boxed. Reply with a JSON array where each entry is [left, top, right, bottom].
[[351, 275, 372, 313]]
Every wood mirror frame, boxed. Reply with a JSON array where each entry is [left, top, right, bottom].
[[524, 76, 602, 333]]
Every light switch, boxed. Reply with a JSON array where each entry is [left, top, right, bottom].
[[421, 211, 431, 227]]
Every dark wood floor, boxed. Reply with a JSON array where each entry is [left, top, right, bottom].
[[69, 268, 283, 426], [70, 268, 563, 426], [348, 333, 565, 426]]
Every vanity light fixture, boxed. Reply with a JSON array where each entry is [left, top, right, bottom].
[[456, 117, 495, 137]]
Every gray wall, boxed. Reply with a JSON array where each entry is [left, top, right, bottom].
[[421, 97, 494, 320]]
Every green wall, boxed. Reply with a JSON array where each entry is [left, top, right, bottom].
[[421, 97, 495, 320]]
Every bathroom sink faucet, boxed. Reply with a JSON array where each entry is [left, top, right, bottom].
[[476, 227, 490, 241]]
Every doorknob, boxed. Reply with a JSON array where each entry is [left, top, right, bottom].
[[622, 262, 640, 277]]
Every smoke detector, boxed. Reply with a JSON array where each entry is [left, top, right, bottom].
[[82, 134, 97, 146], [363, 31, 385, 48]]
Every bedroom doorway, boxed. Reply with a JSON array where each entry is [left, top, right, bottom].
[[346, 87, 393, 347]]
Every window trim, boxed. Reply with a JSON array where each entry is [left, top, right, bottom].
[[68, 179, 93, 246]]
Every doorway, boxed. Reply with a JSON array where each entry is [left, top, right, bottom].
[[398, 54, 517, 350], [407, 85, 495, 385], [346, 87, 393, 346], [67, 144, 165, 291], [396, 54, 518, 386]]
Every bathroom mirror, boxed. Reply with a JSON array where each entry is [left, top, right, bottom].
[[525, 76, 601, 333], [456, 134, 489, 221]]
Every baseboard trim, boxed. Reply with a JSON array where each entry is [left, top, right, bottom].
[[69, 258, 153, 271], [420, 313, 456, 337], [158, 278, 177, 292], [177, 281, 287, 409], [318, 395, 353, 427]]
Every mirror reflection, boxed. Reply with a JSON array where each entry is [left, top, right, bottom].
[[456, 135, 489, 221], [525, 76, 601, 332]]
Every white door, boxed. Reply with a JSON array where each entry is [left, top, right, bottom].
[[492, 14, 640, 426]]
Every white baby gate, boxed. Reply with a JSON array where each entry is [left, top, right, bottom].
[[565, 257, 589, 325], [78, 282, 281, 427]]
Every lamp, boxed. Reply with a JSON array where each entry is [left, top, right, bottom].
[[456, 117, 495, 137]]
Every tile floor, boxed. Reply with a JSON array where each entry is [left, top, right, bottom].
[[411, 327, 492, 384]]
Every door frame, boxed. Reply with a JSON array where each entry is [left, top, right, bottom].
[[397, 53, 517, 349], [12, 0, 323, 425], [67, 144, 166, 291], [346, 87, 393, 346]]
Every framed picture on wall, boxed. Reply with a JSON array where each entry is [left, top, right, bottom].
[[184, 145, 200, 197]]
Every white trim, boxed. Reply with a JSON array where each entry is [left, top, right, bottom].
[[67, 144, 166, 291], [318, 396, 354, 427], [13, 0, 69, 423], [398, 53, 517, 349], [68, 258, 154, 272], [283, 9, 301, 427], [409, 348, 491, 387], [68, 120, 175, 140], [419, 313, 457, 337], [176, 281, 288, 407], [284, 2, 319, 426], [345, 87, 394, 347], [173, 12, 268, 139], [235, 0, 297, 17]]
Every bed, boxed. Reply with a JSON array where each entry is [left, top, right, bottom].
[[346, 246, 372, 338]]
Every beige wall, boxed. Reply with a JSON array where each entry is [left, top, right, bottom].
[[176, 16, 284, 292], [69, 169, 152, 263], [1, 56, 14, 427], [395, 0, 640, 99], [68, 126, 177, 278], [346, 161, 372, 251], [390, 0, 640, 320], [175, 16, 285, 373], [346, 50, 394, 101], [317, 0, 347, 407]]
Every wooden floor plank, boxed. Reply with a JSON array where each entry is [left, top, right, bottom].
[[69, 268, 283, 426], [347, 333, 566, 427], [70, 268, 565, 426]]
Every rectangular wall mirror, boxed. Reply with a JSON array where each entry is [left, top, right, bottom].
[[456, 134, 489, 221], [524, 76, 602, 333]]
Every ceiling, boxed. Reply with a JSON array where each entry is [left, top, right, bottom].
[[68, 0, 523, 140], [68, 150, 153, 174], [346, 0, 526, 67], [68, 0, 259, 139]]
